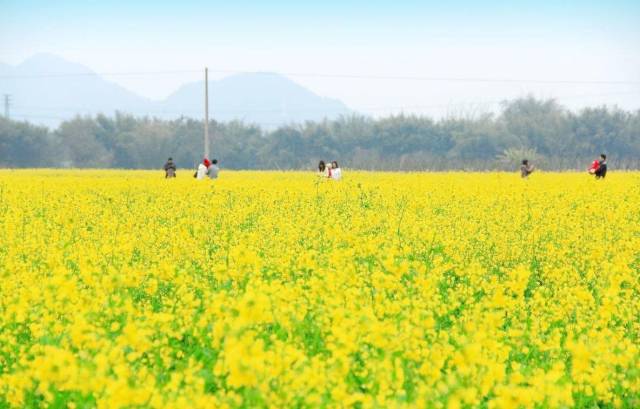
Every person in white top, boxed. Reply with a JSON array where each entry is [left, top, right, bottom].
[[195, 158, 210, 180], [330, 161, 342, 180]]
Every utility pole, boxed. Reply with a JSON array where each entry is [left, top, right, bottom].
[[204, 67, 209, 159], [3, 94, 10, 119]]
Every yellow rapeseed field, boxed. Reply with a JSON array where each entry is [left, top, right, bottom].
[[0, 170, 639, 409]]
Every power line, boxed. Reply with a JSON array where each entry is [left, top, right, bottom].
[[0, 70, 200, 79], [213, 70, 640, 86], [9, 91, 640, 116], [1, 68, 639, 85]]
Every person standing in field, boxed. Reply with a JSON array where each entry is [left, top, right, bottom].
[[330, 161, 342, 180], [164, 157, 177, 178], [318, 160, 329, 178], [195, 158, 210, 180], [594, 154, 607, 179], [520, 159, 534, 178], [208, 159, 219, 179]]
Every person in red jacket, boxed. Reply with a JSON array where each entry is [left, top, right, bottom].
[[588, 159, 599, 175]]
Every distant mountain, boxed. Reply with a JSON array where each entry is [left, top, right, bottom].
[[162, 72, 351, 126], [0, 54, 154, 127], [0, 54, 352, 128]]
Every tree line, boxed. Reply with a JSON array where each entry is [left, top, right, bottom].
[[1, 96, 639, 170]]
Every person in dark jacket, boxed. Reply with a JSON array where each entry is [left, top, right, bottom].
[[164, 157, 176, 178], [594, 154, 607, 179], [520, 159, 534, 178]]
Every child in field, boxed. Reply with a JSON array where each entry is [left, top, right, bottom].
[[588, 159, 599, 175], [520, 159, 534, 178]]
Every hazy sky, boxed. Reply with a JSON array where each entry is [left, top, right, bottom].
[[1, 0, 639, 117]]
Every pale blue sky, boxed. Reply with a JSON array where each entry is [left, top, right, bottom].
[[1, 0, 639, 116]]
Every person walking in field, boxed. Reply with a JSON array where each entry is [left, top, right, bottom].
[[195, 158, 210, 180], [330, 161, 342, 180], [594, 154, 607, 179], [520, 159, 534, 178], [207, 159, 219, 179], [164, 157, 177, 178]]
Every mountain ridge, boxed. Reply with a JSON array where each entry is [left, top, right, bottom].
[[0, 54, 352, 128]]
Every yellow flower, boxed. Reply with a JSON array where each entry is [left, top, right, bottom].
[[1, 169, 638, 407]]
